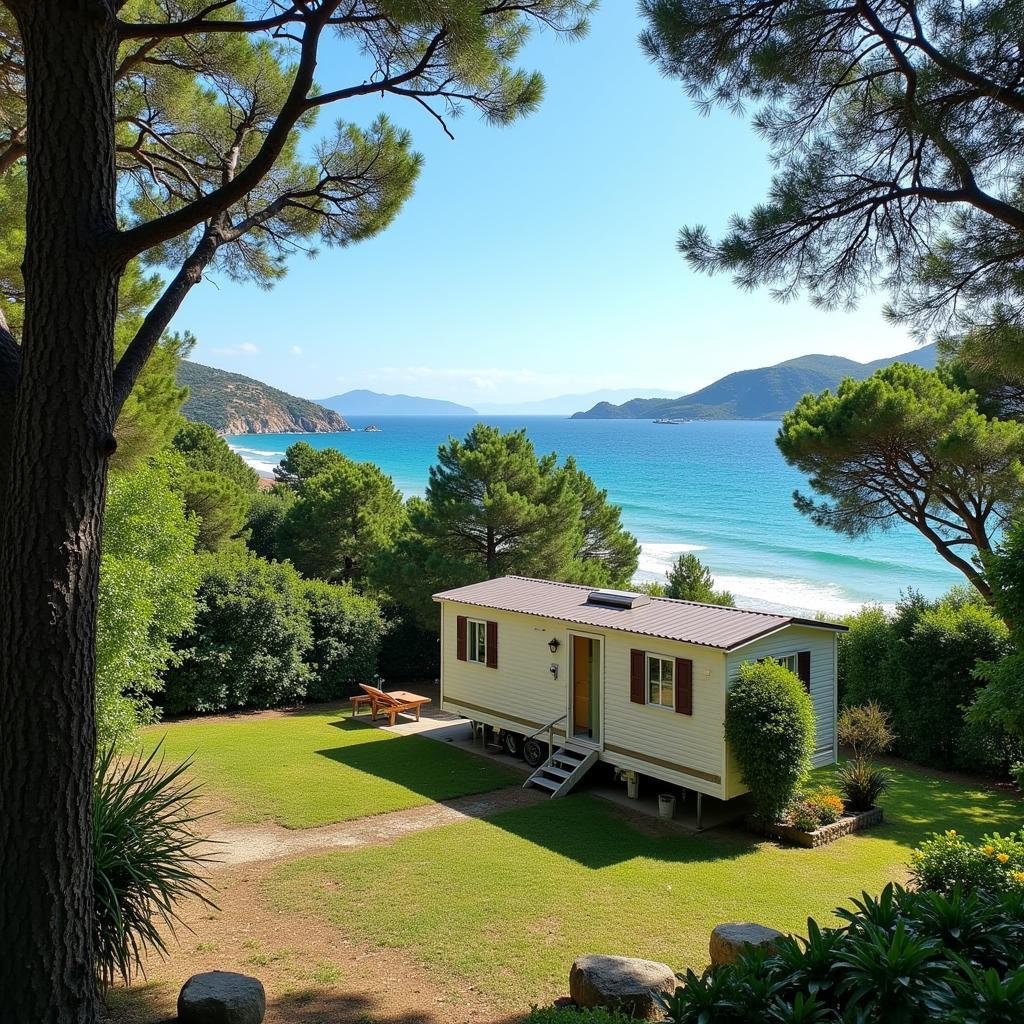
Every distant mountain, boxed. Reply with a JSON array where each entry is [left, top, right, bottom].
[[177, 361, 350, 434], [476, 387, 680, 416], [571, 344, 939, 421], [317, 389, 477, 416]]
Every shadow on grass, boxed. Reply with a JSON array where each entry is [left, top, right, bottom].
[[473, 792, 755, 869], [314, 719, 518, 803]]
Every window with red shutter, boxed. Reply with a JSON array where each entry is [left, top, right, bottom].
[[797, 650, 811, 693], [486, 621, 498, 668], [629, 649, 645, 704], [675, 658, 693, 715], [456, 615, 467, 661]]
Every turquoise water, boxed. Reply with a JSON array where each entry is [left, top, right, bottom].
[[227, 417, 960, 617]]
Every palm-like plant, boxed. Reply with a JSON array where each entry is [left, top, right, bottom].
[[92, 743, 216, 986]]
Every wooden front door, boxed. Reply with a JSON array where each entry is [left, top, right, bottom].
[[573, 635, 591, 733]]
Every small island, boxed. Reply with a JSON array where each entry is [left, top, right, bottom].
[[363, 424, 382, 432]]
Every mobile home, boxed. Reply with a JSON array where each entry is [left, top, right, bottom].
[[434, 576, 846, 815]]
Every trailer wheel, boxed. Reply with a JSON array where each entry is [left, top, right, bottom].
[[501, 731, 524, 758], [522, 737, 546, 768]]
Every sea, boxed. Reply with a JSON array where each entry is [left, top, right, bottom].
[[226, 417, 960, 618]]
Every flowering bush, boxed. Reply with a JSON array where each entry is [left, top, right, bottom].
[[655, 883, 1024, 1024], [785, 786, 847, 832], [910, 829, 1024, 894], [788, 799, 820, 832], [806, 785, 845, 825]]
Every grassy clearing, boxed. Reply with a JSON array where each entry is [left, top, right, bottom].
[[141, 708, 518, 828], [268, 765, 1022, 1008]]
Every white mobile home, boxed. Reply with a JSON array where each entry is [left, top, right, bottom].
[[434, 576, 846, 815]]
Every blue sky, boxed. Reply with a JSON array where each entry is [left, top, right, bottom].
[[180, 3, 915, 405]]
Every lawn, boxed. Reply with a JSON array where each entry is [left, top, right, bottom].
[[268, 765, 1023, 1008], [141, 707, 519, 828]]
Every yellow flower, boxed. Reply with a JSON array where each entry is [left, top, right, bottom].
[[984, 845, 995, 856], [1013, 872, 1024, 884], [946, 829, 958, 836], [996, 853, 1010, 864]]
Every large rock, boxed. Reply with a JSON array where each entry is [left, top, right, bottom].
[[178, 971, 266, 1024], [569, 954, 676, 1020], [709, 923, 784, 966]]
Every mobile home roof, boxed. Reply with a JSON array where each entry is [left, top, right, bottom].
[[433, 576, 846, 652]]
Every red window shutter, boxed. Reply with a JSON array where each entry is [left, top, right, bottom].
[[486, 620, 498, 669], [456, 615, 467, 661], [797, 650, 811, 692], [675, 658, 693, 715], [630, 649, 646, 704]]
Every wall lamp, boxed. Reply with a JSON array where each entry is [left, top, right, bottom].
[[548, 637, 561, 654]]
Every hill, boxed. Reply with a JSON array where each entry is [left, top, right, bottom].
[[177, 361, 351, 434], [317, 389, 477, 416], [571, 344, 939, 421]]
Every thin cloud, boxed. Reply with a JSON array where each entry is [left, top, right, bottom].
[[210, 341, 260, 357]]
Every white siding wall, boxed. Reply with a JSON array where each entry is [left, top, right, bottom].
[[724, 625, 838, 797], [439, 600, 730, 798], [440, 603, 568, 735], [600, 635, 728, 798]]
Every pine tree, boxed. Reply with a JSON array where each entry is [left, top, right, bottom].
[[0, 5, 595, 1013], [377, 425, 639, 624], [665, 553, 735, 606]]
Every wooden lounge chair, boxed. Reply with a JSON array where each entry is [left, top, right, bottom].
[[358, 683, 431, 726]]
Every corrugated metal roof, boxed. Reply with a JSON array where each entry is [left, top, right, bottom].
[[433, 576, 846, 651]]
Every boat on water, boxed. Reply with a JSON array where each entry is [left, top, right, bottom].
[[653, 417, 691, 424]]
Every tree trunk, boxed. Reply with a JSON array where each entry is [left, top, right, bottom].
[[0, 3, 120, 1021]]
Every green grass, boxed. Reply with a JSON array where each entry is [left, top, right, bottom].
[[141, 708, 519, 828], [268, 765, 1022, 1008]]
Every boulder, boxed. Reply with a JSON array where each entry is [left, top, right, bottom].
[[709, 923, 784, 966], [569, 954, 676, 1020], [178, 971, 266, 1024]]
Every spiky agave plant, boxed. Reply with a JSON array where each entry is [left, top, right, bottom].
[[92, 743, 217, 986]]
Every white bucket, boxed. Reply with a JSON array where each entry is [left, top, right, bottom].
[[658, 793, 676, 819]]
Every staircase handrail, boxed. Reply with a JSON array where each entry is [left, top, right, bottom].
[[526, 712, 567, 760]]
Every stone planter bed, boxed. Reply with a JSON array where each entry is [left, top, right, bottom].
[[749, 806, 884, 848]]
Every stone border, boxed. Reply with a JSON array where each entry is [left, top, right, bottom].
[[748, 806, 884, 848]]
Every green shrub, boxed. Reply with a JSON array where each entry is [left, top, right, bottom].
[[302, 580, 388, 701], [911, 829, 1024, 895], [655, 883, 1024, 1024], [1014, 761, 1024, 793], [725, 659, 815, 823], [376, 602, 440, 682], [244, 488, 295, 561], [92, 744, 214, 986], [97, 458, 200, 747], [838, 590, 1015, 774], [837, 603, 892, 707], [163, 548, 311, 713], [837, 701, 894, 759], [836, 757, 891, 811], [525, 1007, 633, 1024]]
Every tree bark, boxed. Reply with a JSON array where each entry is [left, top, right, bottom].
[[0, 3, 120, 1021]]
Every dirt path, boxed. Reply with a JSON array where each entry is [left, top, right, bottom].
[[103, 860, 526, 1024], [207, 785, 545, 867]]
